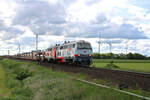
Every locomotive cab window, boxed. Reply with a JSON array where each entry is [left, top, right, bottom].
[[60, 46, 63, 49], [77, 43, 92, 50], [73, 44, 75, 48]]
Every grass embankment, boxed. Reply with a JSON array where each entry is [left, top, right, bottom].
[[0, 65, 10, 98], [93, 59, 150, 73], [0, 58, 148, 100]]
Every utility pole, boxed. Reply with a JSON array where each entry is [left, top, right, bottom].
[[18, 43, 20, 54], [108, 43, 112, 53], [36, 33, 38, 51], [125, 41, 128, 59], [108, 42, 112, 59], [98, 31, 101, 54], [8, 50, 9, 56], [125, 44, 127, 55], [126, 34, 129, 59]]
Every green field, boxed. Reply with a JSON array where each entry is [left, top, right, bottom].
[[92, 59, 150, 73], [0, 58, 149, 100]]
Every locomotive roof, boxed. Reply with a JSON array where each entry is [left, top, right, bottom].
[[61, 40, 90, 46], [77, 40, 90, 44], [44, 45, 58, 51], [45, 40, 90, 50]]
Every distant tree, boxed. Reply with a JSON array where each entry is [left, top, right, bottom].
[[118, 53, 126, 59], [93, 53, 100, 59], [93, 52, 148, 60], [133, 53, 147, 59], [127, 52, 134, 59]]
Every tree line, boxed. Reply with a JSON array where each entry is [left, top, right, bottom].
[[93, 52, 150, 60]]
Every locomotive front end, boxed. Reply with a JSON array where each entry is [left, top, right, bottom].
[[74, 40, 93, 65]]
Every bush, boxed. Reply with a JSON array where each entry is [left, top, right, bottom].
[[105, 61, 120, 69], [16, 69, 32, 81]]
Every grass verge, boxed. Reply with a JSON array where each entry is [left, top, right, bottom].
[[0, 64, 10, 98], [0, 58, 149, 100]]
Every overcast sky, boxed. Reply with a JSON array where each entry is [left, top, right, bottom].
[[0, 0, 150, 56]]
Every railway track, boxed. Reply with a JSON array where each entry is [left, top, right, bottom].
[[7, 57, 150, 92]]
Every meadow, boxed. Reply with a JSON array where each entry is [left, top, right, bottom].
[[92, 59, 150, 73], [0, 58, 149, 100]]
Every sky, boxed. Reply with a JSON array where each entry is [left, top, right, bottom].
[[0, 0, 150, 56]]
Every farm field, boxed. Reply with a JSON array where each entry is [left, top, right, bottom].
[[93, 59, 150, 73], [0, 58, 148, 100]]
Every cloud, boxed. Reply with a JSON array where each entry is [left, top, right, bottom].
[[1, 29, 24, 41], [85, 0, 101, 6], [63, 21, 147, 39], [102, 23, 147, 39], [13, 0, 67, 35], [12, 0, 148, 40], [0, 18, 24, 41], [98, 39, 123, 44], [0, 19, 5, 29], [90, 13, 110, 25]]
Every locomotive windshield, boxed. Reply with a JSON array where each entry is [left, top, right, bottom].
[[77, 43, 92, 49]]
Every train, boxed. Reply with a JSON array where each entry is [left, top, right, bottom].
[[14, 40, 93, 66]]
